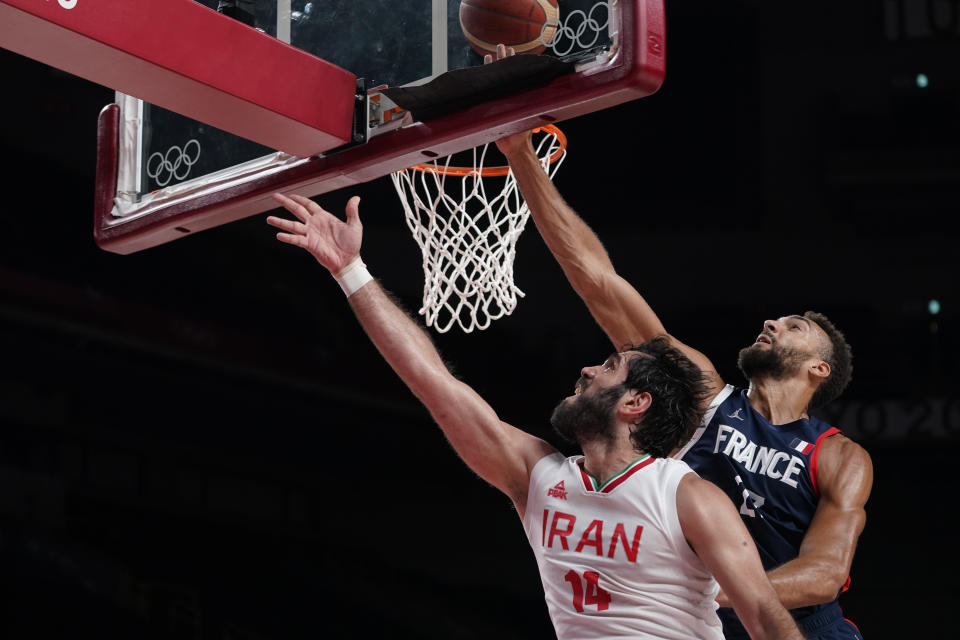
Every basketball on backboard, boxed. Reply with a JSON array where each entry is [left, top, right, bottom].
[[459, 0, 559, 57]]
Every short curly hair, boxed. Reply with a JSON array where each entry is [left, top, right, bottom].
[[620, 336, 710, 458], [804, 311, 853, 411]]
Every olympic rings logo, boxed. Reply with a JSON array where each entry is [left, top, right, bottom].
[[58, 0, 78, 9], [543, 2, 610, 57], [146, 140, 201, 188]]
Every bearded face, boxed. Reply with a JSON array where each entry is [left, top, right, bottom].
[[737, 340, 810, 382], [550, 385, 623, 445]]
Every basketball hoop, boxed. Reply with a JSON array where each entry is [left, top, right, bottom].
[[391, 125, 567, 333]]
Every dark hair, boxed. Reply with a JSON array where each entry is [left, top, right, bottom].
[[620, 336, 710, 457], [804, 311, 853, 410]]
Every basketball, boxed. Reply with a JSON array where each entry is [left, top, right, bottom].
[[459, 0, 559, 57]]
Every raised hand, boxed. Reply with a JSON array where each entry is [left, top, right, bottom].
[[267, 193, 363, 274], [481, 42, 514, 65], [483, 44, 533, 157]]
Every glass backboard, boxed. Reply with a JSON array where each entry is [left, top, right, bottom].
[[93, 0, 664, 253]]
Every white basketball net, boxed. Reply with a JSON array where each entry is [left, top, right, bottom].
[[391, 127, 567, 333]]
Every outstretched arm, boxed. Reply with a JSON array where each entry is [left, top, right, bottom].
[[487, 47, 723, 398], [267, 193, 556, 514], [716, 434, 873, 609], [677, 474, 805, 640], [498, 131, 724, 397]]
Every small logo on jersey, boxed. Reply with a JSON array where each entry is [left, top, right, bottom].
[[789, 438, 814, 455], [726, 408, 745, 421], [547, 481, 568, 500]]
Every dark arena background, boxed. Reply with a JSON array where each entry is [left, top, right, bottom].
[[1, 1, 957, 638]]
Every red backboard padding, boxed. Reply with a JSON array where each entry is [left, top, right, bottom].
[[0, 0, 357, 157]]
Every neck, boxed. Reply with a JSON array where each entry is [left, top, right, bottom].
[[579, 430, 644, 486], [746, 377, 812, 424]]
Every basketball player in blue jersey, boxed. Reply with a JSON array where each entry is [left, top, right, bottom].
[[267, 191, 805, 640], [490, 41, 872, 640]]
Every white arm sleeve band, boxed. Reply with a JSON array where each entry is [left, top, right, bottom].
[[334, 256, 374, 297]]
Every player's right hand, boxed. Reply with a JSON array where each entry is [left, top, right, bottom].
[[483, 44, 534, 157], [267, 193, 363, 274]]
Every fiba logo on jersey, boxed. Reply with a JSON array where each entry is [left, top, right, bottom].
[[58, 0, 78, 9]]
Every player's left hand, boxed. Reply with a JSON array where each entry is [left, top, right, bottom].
[[267, 193, 363, 274]]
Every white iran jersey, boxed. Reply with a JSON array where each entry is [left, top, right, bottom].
[[522, 453, 722, 640]]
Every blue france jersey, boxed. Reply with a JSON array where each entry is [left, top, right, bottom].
[[674, 385, 845, 635]]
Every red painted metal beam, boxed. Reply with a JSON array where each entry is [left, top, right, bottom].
[[0, 0, 356, 158]]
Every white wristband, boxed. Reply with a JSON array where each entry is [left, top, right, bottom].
[[334, 256, 373, 297]]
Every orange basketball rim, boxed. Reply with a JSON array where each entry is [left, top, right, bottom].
[[407, 125, 567, 176]]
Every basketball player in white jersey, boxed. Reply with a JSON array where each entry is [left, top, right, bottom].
[[267, 192, 804, 640]]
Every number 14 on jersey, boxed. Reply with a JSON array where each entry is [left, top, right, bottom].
[[564, 570, 612, 612]]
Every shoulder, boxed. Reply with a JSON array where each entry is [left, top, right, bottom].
[[657, 455, 697, 477], [701, 384, 740, 425], [529, 451, 574, 477], [676, 472, 738, 533], [677, 470, 724, 500], [641, 457, 696, 493], [516, 451, 568, 520], [819, 432, 872, 467], [816, 433, 873, 503], [710, 384, 740, 406]]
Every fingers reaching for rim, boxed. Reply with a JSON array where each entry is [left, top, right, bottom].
[[271, 192, 320, 223], [265, 215, 306, 236], [286, 194, 322, 211], [270, 228, 308, 248], [268, 193, 313, 247]]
